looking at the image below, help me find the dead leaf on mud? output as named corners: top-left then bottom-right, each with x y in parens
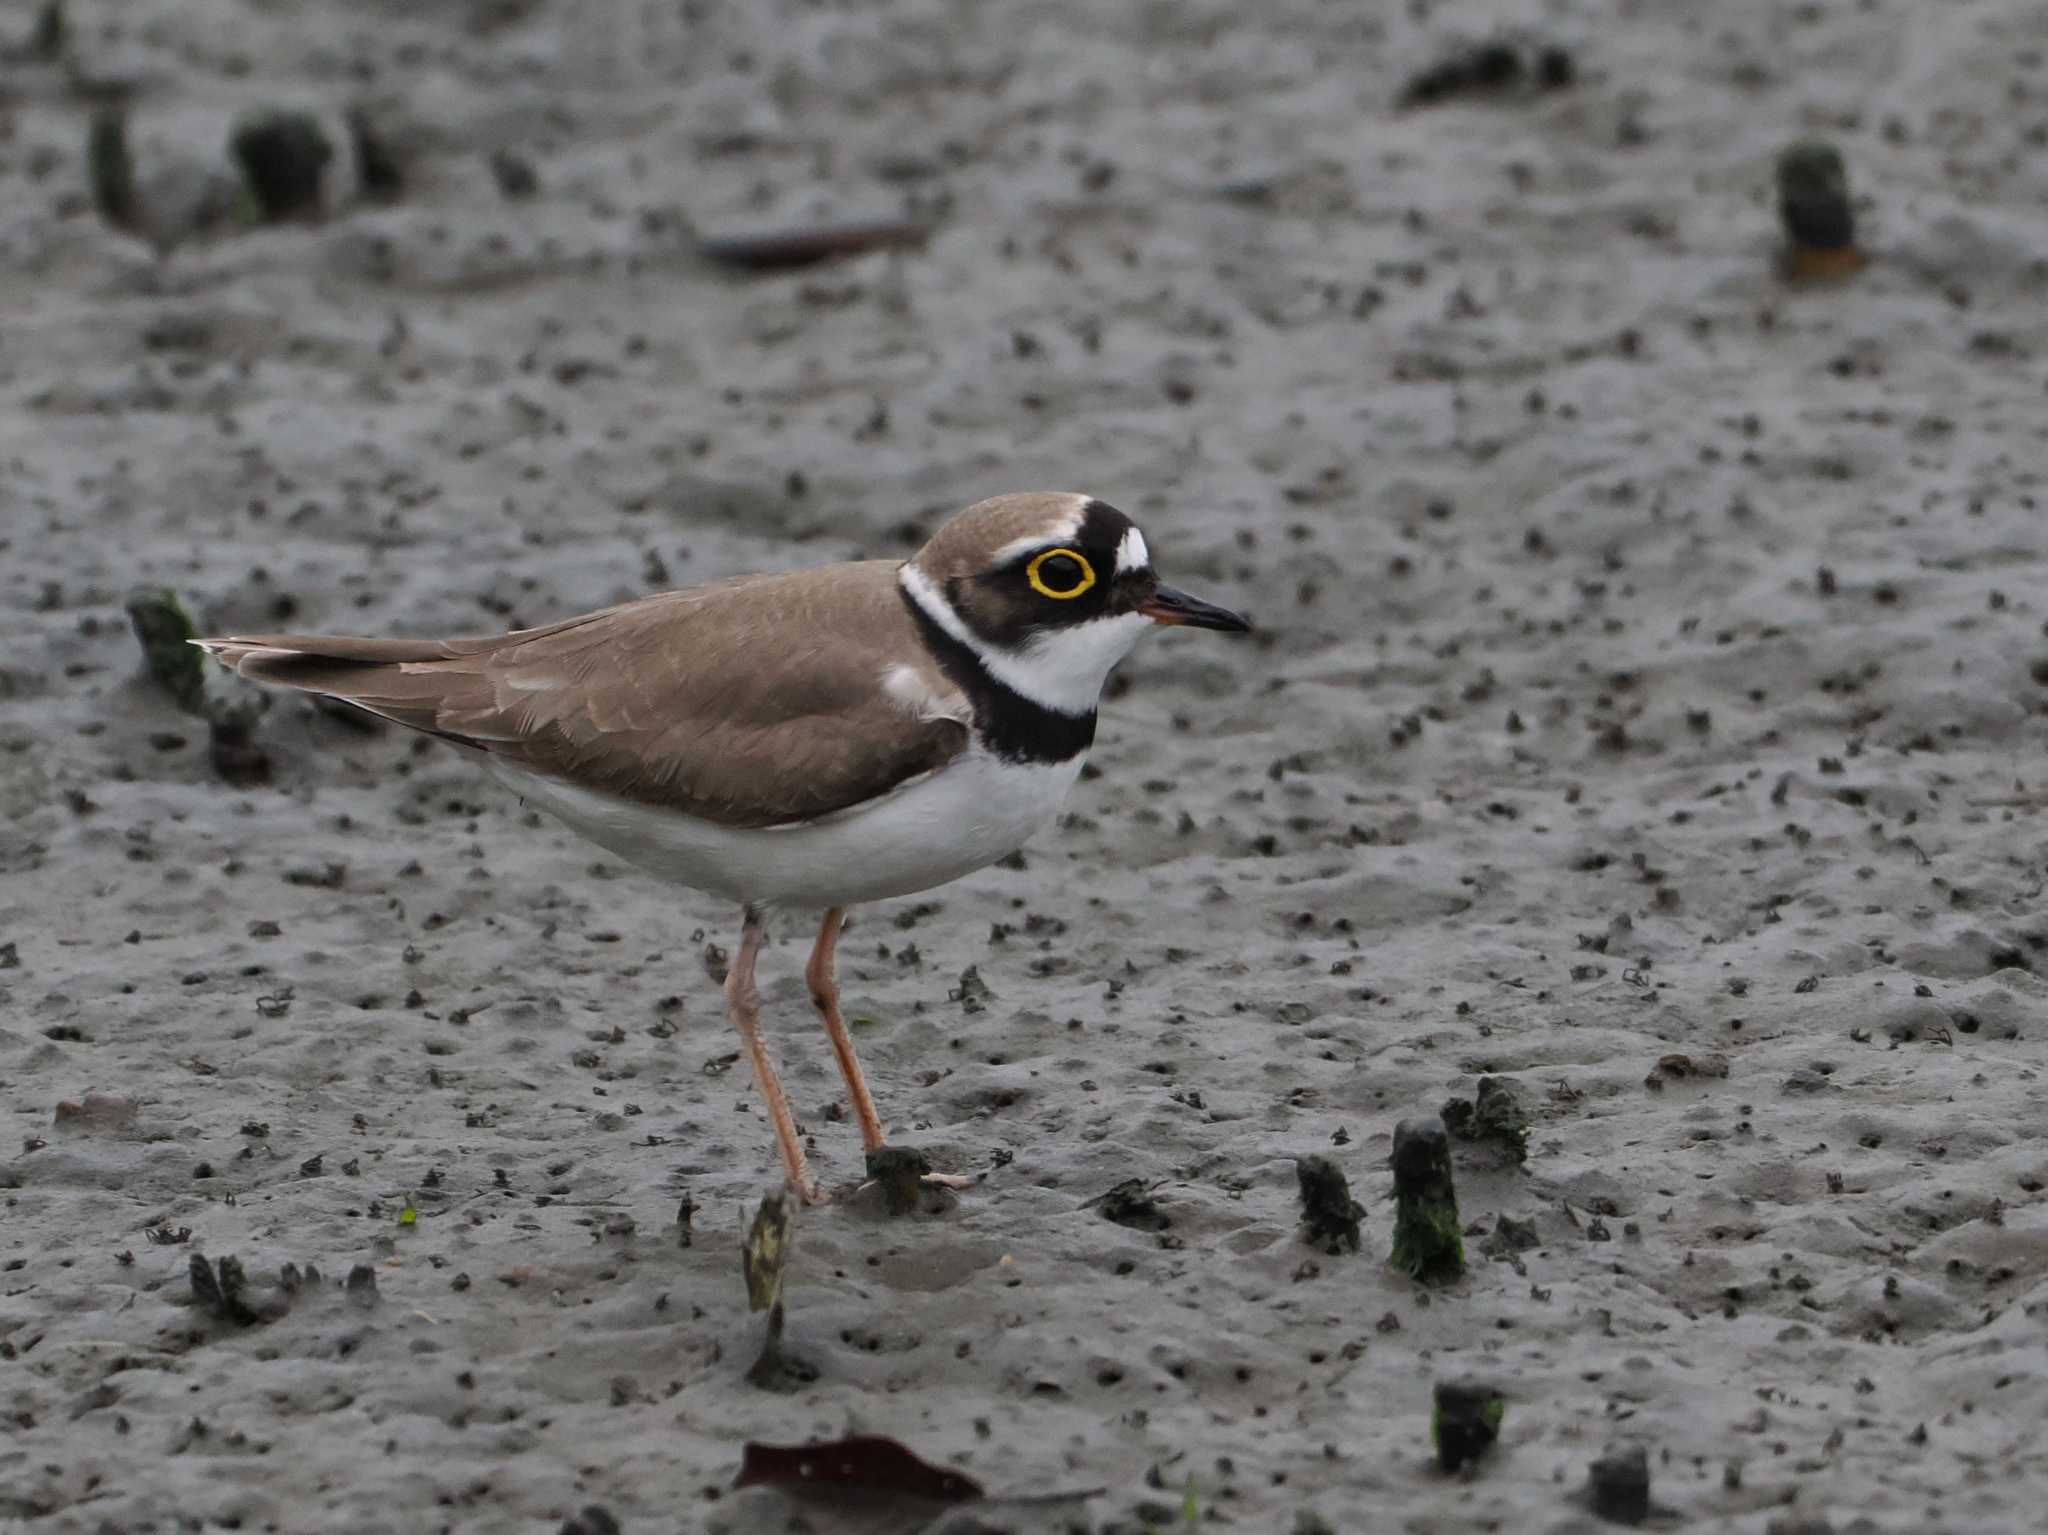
top-left (735, 1433), bottom-right (984, 1503)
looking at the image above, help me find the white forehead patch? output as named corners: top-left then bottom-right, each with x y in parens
top-left (1114, 527), bottom-right (1150, 573)
top-left (989, 498), bottom-right (1090, 567)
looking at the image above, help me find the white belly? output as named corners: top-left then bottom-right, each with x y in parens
top-left (484, 751), bottom-right (1083, 910)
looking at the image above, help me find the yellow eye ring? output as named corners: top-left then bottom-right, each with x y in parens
top-left (1026, 547), bottom-right (1096, 599)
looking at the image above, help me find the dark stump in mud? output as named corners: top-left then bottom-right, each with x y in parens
top-left (1776, 140), bottom-right (1864, 279)
top-left (346, 107), bottom-right (404, 200)
top-left (866, 1144), bottom-right (932, 1216)
top-left (125, 586), bottom-right (206, 713)
top-left (1389, 1119), bottom-right (1464, 1283)
top-left (231, 109), bottom-right (333, 220)
top-left (87, 107), bottom-right (139, 236)
top-left (1587, 1442), bottom-right (1650, 1524)
top-left (1296, 1154), bottom-right (1363, 1253)
top-left (1432, 1379), bottom-right (1505, 1472)
top-left (1441, 1075), bottom-right (1529, 1166)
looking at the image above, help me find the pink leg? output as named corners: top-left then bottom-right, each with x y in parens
top-left (806, 909), bottom-right (978, 1197)
top-left (805, 908), bottom-right (887, 1154)
top-left (724, 906), bottom-right (822, 1204)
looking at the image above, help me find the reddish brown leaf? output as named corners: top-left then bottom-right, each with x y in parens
top-left (698, 221), bottom-right (933, 272)
top-left (735, 1434), bottom-right (983, 1503)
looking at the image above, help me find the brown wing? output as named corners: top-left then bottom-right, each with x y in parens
top-left (197, 562), bottom-right (973, 829)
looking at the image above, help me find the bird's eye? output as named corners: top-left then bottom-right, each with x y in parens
top-left (1026, 548), bottom-right (1096, 599)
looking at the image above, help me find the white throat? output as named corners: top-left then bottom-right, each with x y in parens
top-left (899, 563), bottom-right (1152, 716)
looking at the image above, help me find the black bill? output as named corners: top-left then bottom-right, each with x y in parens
top-left (1137, 583), bottom-right (1252, 632)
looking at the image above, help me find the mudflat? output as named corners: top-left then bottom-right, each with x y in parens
top-left (3, 2), bottom-right (2046, 1531)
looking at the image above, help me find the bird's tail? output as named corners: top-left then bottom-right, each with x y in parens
top-left (192, 632), bottom-right (478, 738)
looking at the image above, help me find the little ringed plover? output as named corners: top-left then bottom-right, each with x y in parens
top-left (196, 491), bottom-right (1250, 1202)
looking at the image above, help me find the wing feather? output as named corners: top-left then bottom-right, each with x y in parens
top-left (197, 563), bottom-right (972, 828)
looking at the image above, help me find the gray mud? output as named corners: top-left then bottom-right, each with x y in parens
top-left (4, 1), bottom-right (2047, 1531)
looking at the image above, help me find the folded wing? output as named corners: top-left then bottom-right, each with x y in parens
top-left (197, 563), bottom-right (972, 829)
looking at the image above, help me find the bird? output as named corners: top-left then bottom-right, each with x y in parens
top-left (194, 492), bottom-right (1251, 1202)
